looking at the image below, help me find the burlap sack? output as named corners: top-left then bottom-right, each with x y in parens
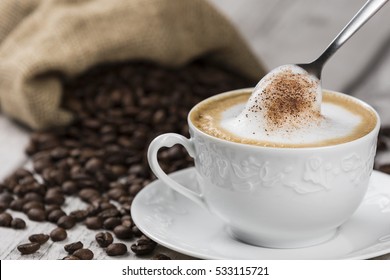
top-left (0, 0), bottom-right (265, 129)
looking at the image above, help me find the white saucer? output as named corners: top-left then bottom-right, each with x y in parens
top-left (132, 168), bottom-right (390, 259)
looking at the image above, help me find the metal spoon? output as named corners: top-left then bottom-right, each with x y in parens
top-left (297, 0), bottom-right (388, 79)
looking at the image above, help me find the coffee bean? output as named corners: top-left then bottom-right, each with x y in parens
top-left (17, 242), bottom-right (40, 255)
top-left (47, 209), bottom-right (66, 223)
top-left (79, 188), bottom-right (100, 203)
top-left (23, 201), bottom-right (44, 213)
top-left (106, 243), bottom-right (127, 256)
top-left (107, 188), bottom-right (126, 201)
top-left (61, 181), bottom-right (78, 195)
top-left (95, 232), bottom-right (113, 247)
top-left (379, 164), bottom-right (390, 174)
top-left (103, 217), bottom-right (122, 230)
top-left (377, 137), bottom-right (387, 152)
top-left (100, 202), bottom-right (116, 211)
top-left (0, 212), bottom-right (13, 227)
top-left (14, 168), bottom-right (33, 179)
top-left (11, 218), bottom-right (26, 229)
top-left (73, 248), bottom-right (94, 260)
top-left (128, 184), bottom-right (142, 196)
top-left (113, 225), bottom-right (133, 239)
top-left (9, 199), bottom-right (25, 211)
top-left (45, 191), bottom-right (65, 205)
top-left (131, 225), bottom-right (143, 237)
top-left (62, 255), bottom-right (80, 260)
top-left (69, 210), bottom-right (88, 222)
top-left (45, 204), bottom-right (61, 213)
top-left (130, 238), bottom-right (157, 255)
top-left (85, 216), bottom-right (103, 229)
top-left (152, 254), bottom-right (171, 260)
top-left (0, 192), bottom-right (14, 205)
top-left (24, 192), bottom-right (43, 202)
top-left (380, 126), bottom-right (390, 137)
top-left (57, 215), bottom-right (76, 229)
top-left (121, 219), bottom-right (132, 228)
top-left (29, 234), bottom-right (50, 244)
top-left (85, 158), bottom-right (103, 172)
top-left (50, 147), bottom-right (69, 160)
top-left (50, 227), bottom-right (67, 241)
top-left (0, 202), bottom-right (7, 212)
top-left (121, 215), bottom-right (132, 222)
top-left (27, 208), bottom-right (46, 221)
top-left (64, 241), bottom-right (83, 254)
top-left (98, 208), bottom-right (120, 220)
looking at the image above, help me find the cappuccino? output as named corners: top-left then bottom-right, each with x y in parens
top-left (190, 90), bottom-right (377, 148)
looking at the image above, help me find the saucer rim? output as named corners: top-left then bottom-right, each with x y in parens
top-left (132, 168), bottom-right (390, 260)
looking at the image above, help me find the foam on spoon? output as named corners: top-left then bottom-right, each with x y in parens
top-left (221, 65), bottom-right (361, 145)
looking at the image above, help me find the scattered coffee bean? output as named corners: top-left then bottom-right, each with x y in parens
top-left (98, 208), bottom-right (120, 220)
top-left (377, 137), bottom-right (387, 152)
top-left (61, 181), bottom-right (78, 195)
top-left (0, 201), bottom-right (7, 212)
top-left (45, 204), bottom-right (61, 213)
top-left (379, 164), bottom-right (390, 174)
top-left (79, 188), bottom-right (100, 203)
top-left (130, 238), bottom-right (157, 255)
top-left (57, 215), bottom-right (76, 229)
top-left (11, 218), bottom-right (26, 229)
top-left (50, 227), bottom-right (67, 241)
top-left (9, 199), bottom-right (25, 211)
top-left (0, 192), bottom-right (13, 206)
top-left (45, 191), bottom-right (65, 205)
top-left (380, 126), bottom-right (390, 137)
top-left (17, 242), bottom-right (40, 255)
top-left (64, 241), bottom-right (83, 254)
top-left (47, 209), bottom-right (66, 223)
top-left (113, 225), bottom-right (133, 239)
top-left (121, 217), bottom-right (132, 227)
top-left (152, 254), bottom-right (171, 260)
top-left (131, 225), bottom-right (143, 237)
top-left (85, 216), bottom-right (103, 230)
top-left (0, 212), bottom-right (13, 227)
top-left (95, 232), bottom-right (114, 248)
top-left (29, 234), bottom-right (50, 244)
top-left (24, 192), bottom-right (43, 202)
top-left (62, 255), bottom-right (80, 260)
top-left (22, 201), bottom-right (44, 213)
top-left (85, 158), bottom-right (103, 172)
top-left (73, 248), bottom-right (94, 260)
top-left (69, 210), bottom-right (88, 222)
top-left (106, 243), bottom-right (128, 256)
top-left (103, 217), bottom-right (122, 230)
top-left (27, 208), bottom-right (46, 221)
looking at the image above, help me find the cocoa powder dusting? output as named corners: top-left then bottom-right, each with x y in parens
top-left (250, 69), bottom-right (320, 131)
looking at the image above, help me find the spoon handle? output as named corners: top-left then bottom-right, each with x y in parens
top-left (314, 0), bottom-right (388, 70)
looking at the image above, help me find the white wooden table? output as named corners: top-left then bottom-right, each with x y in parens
top-left (1, 0), bottom-right (390, 260)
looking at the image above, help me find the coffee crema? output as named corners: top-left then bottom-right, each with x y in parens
top-left (190, 90), bottom-right (377, 148)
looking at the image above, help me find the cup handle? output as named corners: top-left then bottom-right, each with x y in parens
top-left (147, 133), bottom-right (207, 209)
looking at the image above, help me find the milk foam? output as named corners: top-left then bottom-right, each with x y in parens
top-left (222, 64), bottom-right (325, 144)
top-left (221, 100), bottom-right (361, 144)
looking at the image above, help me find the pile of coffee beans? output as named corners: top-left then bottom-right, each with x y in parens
top-left (0, 59), bottom-right (254, 259)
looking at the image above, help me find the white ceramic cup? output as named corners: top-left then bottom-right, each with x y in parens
top-left (147, 89), bottom-right (380, 248)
